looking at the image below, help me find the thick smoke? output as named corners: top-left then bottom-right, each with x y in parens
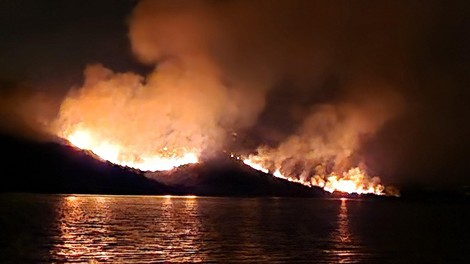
top-left (129, 0), bottom-right (270, 133)
top-left (246, 87), bottom-right (403, 184)
top-left (0, 0), bottom-right (466, 185)
top-left (54, 0), bottom-right (417, 178)
top-left (54, 1), bottom-right (271, 159)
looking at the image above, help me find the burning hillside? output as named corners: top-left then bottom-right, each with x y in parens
top-left (238, 93), bottom-right (402, 196)
top-left (61, 125), bottom-right (396, 196)
top-left (47, 0), bottom-right (407, 197)
top-left (242, 157), bottom-right (385, 195)
top-left (65, 127), bottom-right (198, 171)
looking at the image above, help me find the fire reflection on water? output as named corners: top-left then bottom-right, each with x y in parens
top-left (49, 195), bottom-right (205, 263)
top-left (338, 198), bottom-right (351, 243)
top-left (157, 196), bottom-right (205, 262)
top-left (51, 196), bottom-right (115, 262)
top-left (325, 198), bottom-right (365, 264)
top-left (47, 195), bottom-right (374, 263)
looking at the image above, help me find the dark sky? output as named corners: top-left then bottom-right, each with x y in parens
top-left (0, 0), bottom-right (469, 187)
top-left (0, 0), bottom-right (145, 88)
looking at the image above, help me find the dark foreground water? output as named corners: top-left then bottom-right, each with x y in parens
top-left (0, 194), bottom-right (468, 263)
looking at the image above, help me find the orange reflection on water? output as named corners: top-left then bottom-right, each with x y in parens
top-left (326, 198), bottom-right (360, 264)
top-left (52, 195), bottom-right (115, 263)
top-left (50, 195), bottom-right (206, 263)
top-left (157, 196), bottom-right (205, 262)
top-left (337, 198), bottom-right (351, 243)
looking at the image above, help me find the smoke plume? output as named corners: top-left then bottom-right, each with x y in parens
top-left (245, 86), bottom-right (403, 188)
top-left (34, 0), bottom-right (436, 184)
top-left (54, 1), bottom-right (272, 161)
top-left (0, 0), bottom-right (466, 186)
top-left (52, 0), bottom-right (413, 175)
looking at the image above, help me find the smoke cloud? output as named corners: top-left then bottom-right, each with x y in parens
top-left (245, 86), bottom-right (403, 185)
top-left (54, 0), bottom-right (273, 160)
top-left (52, 0), bottom-right (414, 174)
top-left (4, 0), bottom-right (463, 185)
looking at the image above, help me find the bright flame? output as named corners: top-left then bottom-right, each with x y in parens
top-left (243, 157), bottom-right (385, 195)
top-left (242, 158), bottom-right (269, 174)
top-left (68, 130), bottom-right (92, 149)
top-left (323, 168), bottom-right (384, 195)
top-left (64, 128), bottom-right (198, 171)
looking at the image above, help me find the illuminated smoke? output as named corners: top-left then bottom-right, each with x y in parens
top-left (49, 0), bottom-right (409, 189)
top-left (53, 1), bottom-right (269, 170)
top-left (243, 88), bottom-right (403, 195)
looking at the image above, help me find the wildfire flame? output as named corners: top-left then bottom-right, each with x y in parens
top-left (61, 124), bottom-right (389, 195)
top-left (242, 156), bottom-right (385, 195)
top-left (64, 128), bottom-right (198, 171)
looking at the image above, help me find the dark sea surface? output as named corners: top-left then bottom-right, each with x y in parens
top-left (0, 194), bottom-right (468, 263)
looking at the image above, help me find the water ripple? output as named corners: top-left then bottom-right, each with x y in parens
top-left (1, 194), bottom-right (468, 263)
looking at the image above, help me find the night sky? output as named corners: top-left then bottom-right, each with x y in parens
top-left (0, 0), bottom-right (469, 188)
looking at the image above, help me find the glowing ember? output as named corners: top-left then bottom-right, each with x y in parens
top-left (243, 157), bottom-right (385, 195)
top-left (64, 128), bottom-right (198, 171)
